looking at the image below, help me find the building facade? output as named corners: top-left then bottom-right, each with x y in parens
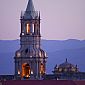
top-left (14, 0), bottom-right (47, 80)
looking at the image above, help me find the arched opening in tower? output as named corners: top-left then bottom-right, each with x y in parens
top-left (26, 23), bottom-right (30, 33)
top-left (22, 63), bottom-right (31, 79)
top-left (32, 24), bottom-right (34, 33)
top-left (40, 63), bottom-right (45, 75)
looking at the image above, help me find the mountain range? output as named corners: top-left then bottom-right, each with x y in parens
top-left (0, 39), bottom-right (85, 74)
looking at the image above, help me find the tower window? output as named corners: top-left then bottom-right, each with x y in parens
top-left (22, 63), bottom-right (31, 78)
top-left (32, 24), bottom-right (34, 33)
top-left (25, 49), bottom-right (28, 54)
top-left (39, 51), bottom-right (42, 57)
top-left (40, 63), bottom-right (45, 75)
top-left (26, 23), bottom-right (30, 33)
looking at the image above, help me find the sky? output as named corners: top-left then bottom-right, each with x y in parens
top-left (0, 0), bottom-right (85, 40)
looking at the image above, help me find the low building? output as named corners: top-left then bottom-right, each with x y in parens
top-left (43, 59), bottom-right (85, 80)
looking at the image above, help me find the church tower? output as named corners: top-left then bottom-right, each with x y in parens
top-left (14, 0), bottom-right (47, 80)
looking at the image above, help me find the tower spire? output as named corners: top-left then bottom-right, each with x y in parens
top-left (24, 0), bottom-right (36, 19)
top-left (26, 0), bottom-right (35, 12)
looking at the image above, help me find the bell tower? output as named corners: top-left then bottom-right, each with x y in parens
top-left (14, 0), bottom-right (47, 80)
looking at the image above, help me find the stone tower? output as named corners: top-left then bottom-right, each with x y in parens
top-left (14, 0), bottom-right (47, 80)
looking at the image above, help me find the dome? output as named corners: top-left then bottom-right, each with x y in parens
top-left (53, 59), bottom-right (78, 73)
top-left (58, 59), bottom-right (75, 68)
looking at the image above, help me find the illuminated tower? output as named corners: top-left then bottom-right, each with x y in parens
top-left (14, 0), bottom-right (47, 80)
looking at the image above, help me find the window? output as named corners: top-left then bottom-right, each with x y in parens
top-left (32, 24), bottom-right (34, 33)
top-left (71, 68), bottom-right (76, 72)
top-left (59, 68), bottom-right (62, 72)
top-left (39, 51), bottom-right (42, 57)
top-left (22, 63), bottom-right (31, 78)
top-left (26, 23), bottom-right (30, 33)
top-left (64, 68), bottom-right (67, 72)
top-left (40, 63), bottom-right (45, 75)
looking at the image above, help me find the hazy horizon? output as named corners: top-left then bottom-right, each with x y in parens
top-left (0, 39), bottom-right (85, 41)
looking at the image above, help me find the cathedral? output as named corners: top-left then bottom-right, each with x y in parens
top-left (14, 0), bottom-right (47, 80)
top-left (0, 0), bottom-right (85, 82)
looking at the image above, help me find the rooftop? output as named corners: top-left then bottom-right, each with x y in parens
top-left (1, 80), bottom-right (85, 85)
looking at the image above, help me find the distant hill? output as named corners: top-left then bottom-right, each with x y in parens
top-left (0, 39), bottom-right (85, 74)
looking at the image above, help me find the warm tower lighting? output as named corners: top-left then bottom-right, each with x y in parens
top-left (18, 70), bottom-right (20, 75)
top-left (31, 70), bottom-right (33, 74)
top-left (40, 63), bottom-right (45, 75)
top-left (22, 63), bottom-right (31, 78)
top-left (26, 23), bottom-right (30, 33)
